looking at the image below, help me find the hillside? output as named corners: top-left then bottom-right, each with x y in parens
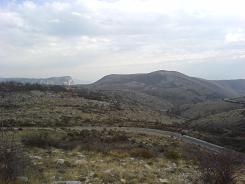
top-left (215, 79), bottom-right (245, 96)
top-left (0, 83), bottom-right (179, 128)
top-left (184, 108), bottom-right (245, 152)
top-left (90, 70), bottom-right (245, 106)
top-left (177, 100), bottom-right (244, 119)
top-left (0, 80), bottom-right (244, 183)
top-left (0, 76), bottom-right (74, 85)
top-left (1, 72), bottom-right (245, 152)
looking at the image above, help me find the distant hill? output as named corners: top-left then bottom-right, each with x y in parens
top-left (0, 76), bottom-right (74, 86)
top-left (215, 79), bottom-right (245, 96)
top-left (89, 70), bottom-right (245, 106)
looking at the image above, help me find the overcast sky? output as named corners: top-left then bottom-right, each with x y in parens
top-left (1, 0), bottom-right (245, 82)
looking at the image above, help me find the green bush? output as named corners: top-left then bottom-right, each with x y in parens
top-left (165, 149), bottom-right (182, 160)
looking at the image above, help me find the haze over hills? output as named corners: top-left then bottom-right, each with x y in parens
top-left (90, 70), bottom-right (245, 106)
top-left (0, 76), bottom-right (74, 86)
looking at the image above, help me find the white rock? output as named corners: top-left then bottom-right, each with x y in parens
top-left (30, 155), bottom-right (42, 160)
top-left (120, 178), bottom-right (126, 183)
top-left (51, 176), bottom-right (56, 180)
top-left (159, 178), bottom-right (169, 183)
top-left (103, 169), bottom-right (113, 174)
top-left (56, 159), bottom-right (65, 165)
top-left (172, 163), bottom-right (177, 168)
top-left (89, 171), bottom-right (95, 177)
top-left (77, 154), bottom-right (85, 158)
top-left (75, 159), bottom-right (87, 165)
top-left (17, 176), bottom-right (28, 182)
top-left (164, 167), bottom-right (176, 172)
top-left (53, 181), bottom-right (81, 184)
top-left (144, 164), bottom-right (152, 170)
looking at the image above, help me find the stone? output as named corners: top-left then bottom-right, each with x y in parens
top-left (103, 169), bottom-right (113, 174)
top-left (74, 159), bottom-right (87, 165)
top-left (30, 155), bottom-right (42, 160)
top-left (51, 176), bottom-right (56, 180)
top-left (164, 167), bottom-right (176, 173)
top-left (17, 176), bottom-right (29, 182)
top-left (56, 159), bottom-right (65, 165)
top-left (159, 179), bottom-right (169, 183)
top-left (144, 164), bottom-right (152, 170)
top-left (120, 178), bottom-right (126, 183)
top-left (77, 154), bottom-right (85, 158)
top-left (53, 181), bottom-right (81, 184)
top-left (89, 171), bottom-right (95, 177)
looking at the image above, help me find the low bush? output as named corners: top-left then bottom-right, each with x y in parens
top-left (196, 150), bottom-right (245, 184)
top-left (165, 149), bottom-right (182, 160)
top-left (129, 148), bottom-right (155, 159)
top-left (0, 130), bottom-right (30, 183)
top-left (22, 131), bottom-right (60, 148)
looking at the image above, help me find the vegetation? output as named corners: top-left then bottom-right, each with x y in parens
top-left (0, 80), bottom-right (245, 183)
top-left (0, 129), bottom-right (30, 183)
top-left (3, 128), bottom-right (202, 183)
top-left (0, 82), bottom-right (68, 93)
top-left (196, 151), bottom-right (245, 184)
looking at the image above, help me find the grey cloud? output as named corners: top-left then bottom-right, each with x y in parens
top-left (18, 7), bottom-right (100, 37)
top-left (0, 0), bottom-right (245, 80)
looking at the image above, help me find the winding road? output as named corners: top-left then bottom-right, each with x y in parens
top-left (224, 98), bottom-right (245, 105)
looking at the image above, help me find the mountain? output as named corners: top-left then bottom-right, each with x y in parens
top-left (89, 70), bottom-right (245, 106)
top-left (215, 79), bottom-right (245, 96)
top-left (0, 76), bottom-right (74, 86)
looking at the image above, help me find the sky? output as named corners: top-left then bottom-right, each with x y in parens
top-left (0, 0), bottom-right (245, 82)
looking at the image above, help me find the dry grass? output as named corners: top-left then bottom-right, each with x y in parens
top-left (7, 128), bottom-right (202, 183)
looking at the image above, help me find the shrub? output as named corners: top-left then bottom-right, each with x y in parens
top-left (165, 149), bottom-right (182, 160)
top-left (196, 150), bottom-right (244, 184)
top-left (0, 130), bottom-right (29, 183)
top-left (129, 148), bottom-right (155, 158)
top-left (22, 132), bottom-right (59, 148)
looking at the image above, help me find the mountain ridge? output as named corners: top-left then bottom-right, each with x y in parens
top-left (90, 70), bottom-right (245, 106)
top-left (0, 76), bottom-right (74, 86)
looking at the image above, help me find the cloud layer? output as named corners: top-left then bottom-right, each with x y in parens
top-left (1, 0), bottom-right (245, 81)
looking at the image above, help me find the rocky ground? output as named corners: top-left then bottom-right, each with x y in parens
top-left (0, 89), bottom-right (180, 128)
top-left (8, 128), bottom-right (202, 184)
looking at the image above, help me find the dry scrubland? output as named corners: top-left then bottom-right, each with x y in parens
top-left (1, 128), bottom-right (244, 184)
top-left (165, 100), bottom-right (245, 152)
top-left (0, 89), bottom-right (180, 128)
top-left (2, 128), bottom-right (204, 184)
top-left (0, 83), bottom-right (244, 183)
